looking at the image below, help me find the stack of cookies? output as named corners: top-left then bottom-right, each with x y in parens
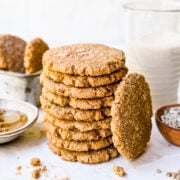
top-left (40, 44), bottom-right (128, 163)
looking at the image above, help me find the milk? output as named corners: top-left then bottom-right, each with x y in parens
top-left (127, 32), bottom-right (180, 110)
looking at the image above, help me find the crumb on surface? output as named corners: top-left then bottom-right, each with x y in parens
top-left (16, 165), bottom-right (22, 171)
top-left (166, 172), bottom-right (172, 177)
top-left (15, 165), bottom-right (22, 176)
top-left (166, 170), bottom-right (180, 180)
top-left (156, 169), bottom-right (162, 173)
top-left (40, 165), bottom-right (47, 171)
top-left (113, 166), bottom-right (126, 177)
top-left (15, 171), bottom-right (21, 176)
top-left (32, 168), bottom-right (41, 179)
top-left (31, 157), bottom-right (41, 166)
top-left (62, 177), bottom-right (70, 180)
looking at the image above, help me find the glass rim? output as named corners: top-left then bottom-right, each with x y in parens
top-left (123, 1), bottom-right (180, 13)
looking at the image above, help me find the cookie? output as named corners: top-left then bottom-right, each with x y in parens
top-left (24, 38), bottom-right (49, 74)
top-left (42, 87), bottom-right (114, 110)
top-left (111, 73), bottom-right (153, 159)
top-left (43, 44), bottom-right (125, 76)
top-left (44, 67), bottom-right (128, 87)
top-left (0, 34), bottom-right (26, 73)
top-left (40, 73), bottom-right (119, 99)
top-left (45, 113), bottom-right (111, 132)
top-left (43, 119), bottom-right (112, 141)
top-left (41, 96), bottom-right (111, 121)
top-left (49, 143), bottom-right (119, 164)
top-left (47, 133), bottom-right (112, 152)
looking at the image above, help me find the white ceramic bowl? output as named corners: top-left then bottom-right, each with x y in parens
top-left (0, 98), bottom-right (38, 143)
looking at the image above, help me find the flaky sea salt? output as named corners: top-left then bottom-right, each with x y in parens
top-left (161, 107), bottom-right (180, 128)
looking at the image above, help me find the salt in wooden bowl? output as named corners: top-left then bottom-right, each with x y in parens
top-left (155, 104), bottom-right (180, 146)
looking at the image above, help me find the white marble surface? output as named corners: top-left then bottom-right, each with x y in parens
top-left (0, 110), bottom-right (180, 180)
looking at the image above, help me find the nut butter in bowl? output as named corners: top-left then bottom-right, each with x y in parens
top-left (0, 98), bottom-right (38, 144)
top-left (0, 109), bottom-right (28, 133)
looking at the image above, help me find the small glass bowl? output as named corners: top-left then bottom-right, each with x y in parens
top-left (0, 98), bottom-right (38, 144)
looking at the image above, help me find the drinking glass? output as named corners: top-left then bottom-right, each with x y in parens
top-left (124, 0), bottom-right (180, 110)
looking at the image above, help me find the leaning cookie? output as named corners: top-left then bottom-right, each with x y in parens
top-left (0, 34), bottom-right (26, 73)
top-left (24, 38), bottom-right (49, 74)
top-left (49, 143), bottom-right (119, 164)
top-left (111, 73), bottom-right (153, 160)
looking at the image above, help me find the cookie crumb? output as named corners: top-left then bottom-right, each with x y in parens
top-left (32, 168), bottom-right (41, 179)
top-left (113, 166), bottom-right (126, 177)
top-left (15, 165), bottom-right (22, 176)
top-left (62, 177), bottom-right (70, 180)
top-left (156, 169), bottom-right (162, 173)
top-left (171, 173), bottom-right (177, 179)
top-left (166, 170), bottom-right (180, 180)
top-left (31, 157), bottom-right (41, 166)
top-left (16, 165), bottom-right (22, 171)
top-left (40, 165), bottom-right (47, 171)
top-left (167, 172), bottom-right (172, 177)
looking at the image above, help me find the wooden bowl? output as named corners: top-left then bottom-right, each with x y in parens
top-left (155, 104), bottom-right (180, 146)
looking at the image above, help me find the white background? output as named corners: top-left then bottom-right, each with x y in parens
top-left (0, 1), bottom-right (180, 179)
top-left (0, 0), bottom-right (127, 47)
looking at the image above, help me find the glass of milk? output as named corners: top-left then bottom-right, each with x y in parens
top-left (124, 0), bottom-right (180, 110)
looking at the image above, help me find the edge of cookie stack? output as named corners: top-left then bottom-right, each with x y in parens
top-left (40, 44), bottom-right (128, 164)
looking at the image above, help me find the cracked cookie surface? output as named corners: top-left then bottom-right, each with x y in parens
top-left (43, 43), bottom-right (125, 76)
top-left (44, 113), bottom-right (111, 132)
top-left (41, 96), bottom-right (111, 121)
top-left (43, 119), bottom-right (111, 141)
top-left (47, 133), bottom-right (113, 152)
top-left (40, 73), bottom-right (119, 99)
top-left (44, 67), bottom-right (128, 87)
top-left (42, 87), bottom-right (114, 110)
top-left (49, 143), bottom-right (119, 164)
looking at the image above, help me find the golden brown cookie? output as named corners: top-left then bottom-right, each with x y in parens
top-left (41, 96), bottom-right (111, 121)
top-left (42, 87), bottom-right (114, 110)
top-left (49, 143), bottom-right (119, 164)
top-left (43, 44), bottom-right (125, 76)
top-left (24, 38), bottom-right (49, 74)
top-left (45, 113), bottom-right (111, 132)
top-left (0, 34), bottom-right (26, 73)
top-left (40, 73), bottom-right (119, 99)
top-left (44, 67), bottom-right (128, 87)
top-left (47, 133), bottom-right (112, 152)
top-left (43, 119), bottom-right (112, 141)
top-left (111, 73), bottom-right (153, 159)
